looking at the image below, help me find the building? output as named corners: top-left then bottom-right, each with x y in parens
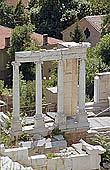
top-left (61, 15), bottom-right (103, 46)
top-left (4, 0), bottom-right (28, 7)
top-left (0, 25), bottom-right (12, 82)
top-left (0, 25), bottom-right (62, 83)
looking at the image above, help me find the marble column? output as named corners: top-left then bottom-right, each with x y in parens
top-left (55, 59), bottom-right (66, 128)
top-left (34, 61), bottom-right (47, 137)
top-left (79, 59), bottom-right (86, 114)
top-left (57, 59), bottom-right (64, 113)
top-left (77, 59), bottom-right (89, 128)
top-left (94, 76), bottom-right (100, 103)
top-left (35, 61), bottom-right (42, 117)
top-left (10, 62), bottom-right (22, 136)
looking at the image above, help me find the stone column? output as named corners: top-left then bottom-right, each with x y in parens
top-left (35, 61), bottom-right (42, 117)
top-left (77, 59), bottom-right (89, 128)
top-left (94, 76), bottom-right (100, 103)
top-left (55, 59), bottom-right (66, 128)
top-left (57, 59), bottom-right (64, 113)
top-left (10, 62), bottom-right (22, 136)
top-left (34, 61), bottom-right (47, 138)
top-left (79, 59), bottom-right (86, 114)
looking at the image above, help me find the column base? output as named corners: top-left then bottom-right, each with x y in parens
top-left (76, 112), bottom-right (90, 129)
top-left (55, 112), bottom-right (67, 130)
top-left (10, 119), bottom-right (22, 137)
top-left (55, 112), bottom-right (89, 131)
top-left (33, 115), bottom-right (48, 139)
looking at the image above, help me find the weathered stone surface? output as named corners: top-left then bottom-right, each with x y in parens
top-left (0, 156), bottom-right (33, 170)
top-left (19, 141), bottom-right (32, 148)
top-left (0, 144), bottom-right (5, 155)
top-left (53, 135), bottom-right (64, 141)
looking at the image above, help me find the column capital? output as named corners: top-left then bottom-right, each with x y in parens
top-left (34, 60), bottom-right (43, 64)
top-left (79, 58), bottom-right (86, 61)
top-left (58, 59), bottom-right (64, 65)
top-left (11, 61), bottom-right (21, 66)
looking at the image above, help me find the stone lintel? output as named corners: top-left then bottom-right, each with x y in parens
top-left (15, 47), bottom-right (87, 63)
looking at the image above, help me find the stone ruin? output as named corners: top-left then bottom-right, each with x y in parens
top-left (1, 42), bottom-right (109, 170)
top-left (9, 42), bottom-right (91, 140)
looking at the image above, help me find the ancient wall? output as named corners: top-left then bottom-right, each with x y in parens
top-left (64, 58), bottom-right (78, 116)
top-left (94, 72), bottom-right (110, 104)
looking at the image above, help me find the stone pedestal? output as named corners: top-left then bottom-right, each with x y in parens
top-left (10, 62), bottom-right (22, 137)
top-left (55, 112), bottom-right (66, 130)
top-left (10, 119), bottom-right (22, 137)
top-left (33, 115), bottom-right (48, 139)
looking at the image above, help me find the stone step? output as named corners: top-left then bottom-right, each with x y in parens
top-left (86, 106), bottom-right (101, 113)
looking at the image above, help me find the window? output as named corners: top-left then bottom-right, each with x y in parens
top-left (84, 28), bottom-right (90, 39)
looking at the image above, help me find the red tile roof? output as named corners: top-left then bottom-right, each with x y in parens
top-left (85, 15), bottom-right (103, 32)
top-left (4, 0), bottom-right (28, 6)
top-left (62, 15), bottom-right (103, 33)
top-left (31, 32), bottom-right (62, 46)
top-left (0, 25), bottom-right (62, 49)
top-left (0, 25), bottom-right (12, 49)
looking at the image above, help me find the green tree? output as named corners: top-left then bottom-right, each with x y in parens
top-left (0, 3), bottom-right (15, 28)
top-left (86, 34), bottom-right (110, 100)
top-left (71, 22), bottom-right (85, 43)
top-left (20, 73), bottom-right (35, 115)
top-left (8, 24), bottom-right (39, 86)
top-left (9, 24), bottom-right (34, 55)
top-left (14, 0), bottom-right (30, 26)
top-left (95, 34), bottom-right (110, 65)
top-left (86, 47), bottom-right (108, 100)
top-left (88, 0), bottom-right (110, 15)
top-left (28, 0), bottom-right (39, 9)
top-left (101, 14), bottom-right (110, 36)
top-left (31, 0), bottom-right (62, 38)
top-left (30, 0), bottom-right (92, 39)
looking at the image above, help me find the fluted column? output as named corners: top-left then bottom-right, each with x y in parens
top-left (57, 59), bottom-right (64, 113)
top-left (11, 62), bottom-right (22, 136)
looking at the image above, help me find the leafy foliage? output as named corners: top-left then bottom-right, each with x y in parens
top-left (20, 79), bottom-right (35, 108)
top-left (88, 0), bottom-right (110, 15)
top-left (95, 34), bottom-right (110, 65)
top-left (14, 0), bottom-right (30, 26)
top-left (0, 3), bottom-right (15, 28)
top-left (0, 80), bottom-right (4, 93)
top-left (46, 152), bottom-right (60, 159)
top-left (48, 126), bottom-right (64, 138)
top-left (9, 24), bottom-right (34, 55)
top-left (86, 47), bottom-right (110, 99)
top-left (20, 73), bottom-right (35, 115)
top-left (93, 134), bottom-right (110, 164)
top-left (0, 0), bottom-right (30, 28)
top-left (0, 130), bottom-right (15, 148)
top-left (28, 0), bottom-right (39, 9)
top-left (101, 14), bottom-right (110, 37)
top-left (30, 0), bottom-right (92, 39)
top-left (8, 24), bottom-right (39, 84)
top-left (19, 133), bottom-right (31, 141)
